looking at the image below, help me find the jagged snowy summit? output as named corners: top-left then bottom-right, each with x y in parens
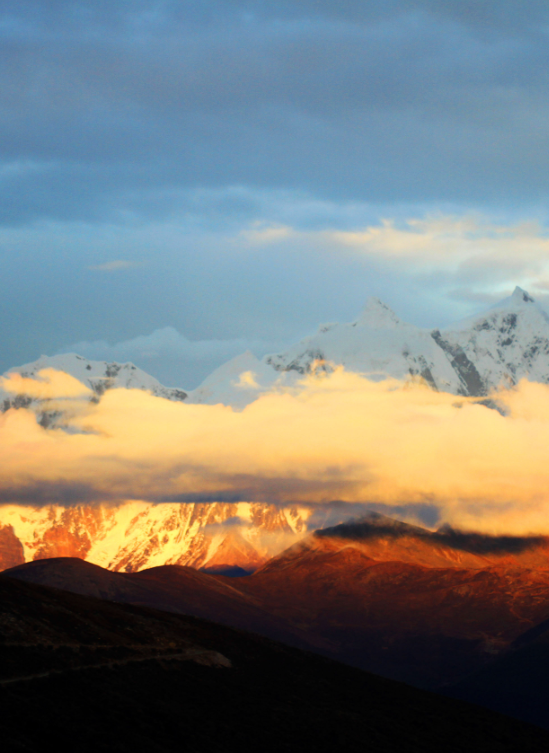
top-left (0, 353), bottom-right (187, 422)
top-left (189, 286), bottom-right (549, 405)
top-left (438, 286), bottom-right (549, 395)
top-left (3, 287), bottom-right (549, 413)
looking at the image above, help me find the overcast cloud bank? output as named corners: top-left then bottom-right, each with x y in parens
top-left (2, 0), bottom-right (549, 384)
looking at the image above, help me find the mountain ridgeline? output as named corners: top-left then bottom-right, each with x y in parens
top-left (191, 285), bottom-right (549, 405)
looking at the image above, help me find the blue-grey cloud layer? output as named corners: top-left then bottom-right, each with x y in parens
top-left (2, 1), bottom-right (549, 385)
top-left (2, 0), bottom-right (549, 220)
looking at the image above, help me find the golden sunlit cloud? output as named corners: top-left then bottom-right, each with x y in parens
top-left (0, 368), bottom-right (92, 399)
top-left (236, 371), bottom-right (260, 389)
top-left (3, 367), bottom-right (549, 535)
top-left (240, 215), bottom-right (549, 300)
top-left (327, 216), bottom-right (549, 267)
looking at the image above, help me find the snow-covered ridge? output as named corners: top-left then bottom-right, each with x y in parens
top-left (190, 286), bottom-right (549, 405)
top-left (1, 353), bottom-right (187, 421)
top-left (3, 287), bottom-right (549, 413)
top-left (438, 286), bottom-right (549, 394)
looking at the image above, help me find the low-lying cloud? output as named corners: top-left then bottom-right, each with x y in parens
top-left (3, 367), bottom-right (549, 535)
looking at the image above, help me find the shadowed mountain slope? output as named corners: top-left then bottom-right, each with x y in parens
top-left (2, 557), bottom-right (308, 650)
top-left (2, 576), bottom-right (549, 753)
top-left (448, 616), bottom-right (549, 730)
top-left (240, 536), bottom-right (549, 687)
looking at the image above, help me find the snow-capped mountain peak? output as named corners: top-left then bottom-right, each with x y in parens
top-left (3, 353), bottom-right (187, 400)
top-left (436, 287), bottom-right (549, 394)
top-left (357, 297), bottom-right (402, 328)
top-left (190, 286), bottom-right (549, 404)
top-left (448, 287), bottom-right (545, 332)
top-left (510, 285), bottom-right (535, 305)
top-left (0, 353), bottom-right (187, 426)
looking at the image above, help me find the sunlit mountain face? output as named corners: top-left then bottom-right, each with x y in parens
top-left (3, 287), bottom-right (549, 573)
top-left (0, 501), bottom-right (309, 573)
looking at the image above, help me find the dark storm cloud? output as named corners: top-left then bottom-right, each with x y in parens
top-left (2, 0), bottom-right (549, 224)
top-left (0, 479), bottom-right (112, 505)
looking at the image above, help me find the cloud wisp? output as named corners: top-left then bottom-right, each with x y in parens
top-left (240, 214), bottom-right (549, 309)
top-left (3, 367), bottom-right (549, 535)
top-left (244, 214), bottom-right (549, 271)
top-left (88, 260), bottom-right (139, 272)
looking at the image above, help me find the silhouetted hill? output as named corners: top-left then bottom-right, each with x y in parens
top-left (3, 556), bottom-right (309, 648)
top-left (2, 576), bottom-right (549, 753)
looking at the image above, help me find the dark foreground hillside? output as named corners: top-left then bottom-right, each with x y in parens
top-left (1, 578), bottom-right (549, 753)
top-left (448, 616), bottom-right (549, 730)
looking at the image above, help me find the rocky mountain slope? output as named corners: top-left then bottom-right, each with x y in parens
top-left (0, 501), bottom-right (309, 573)
top-left (238, 516), bottom-right (549, 687)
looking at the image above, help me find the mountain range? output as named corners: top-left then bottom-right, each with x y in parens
top-left (2, 286), bottom-right (549, 574)
top-left (3, 285), bottom-right (549, 410)
top-left (191, 285), bottom-right (549, 406)
top-left (4, 288), bottom-right (549, 738)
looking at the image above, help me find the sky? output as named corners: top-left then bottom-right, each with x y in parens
top-left (3, 1), bottom-right (549, 388)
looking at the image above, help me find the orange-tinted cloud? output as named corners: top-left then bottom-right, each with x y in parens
top-left (1, 368), bottom-right (92, 399)
top-left (2, 367), bottom-right (549, 534)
